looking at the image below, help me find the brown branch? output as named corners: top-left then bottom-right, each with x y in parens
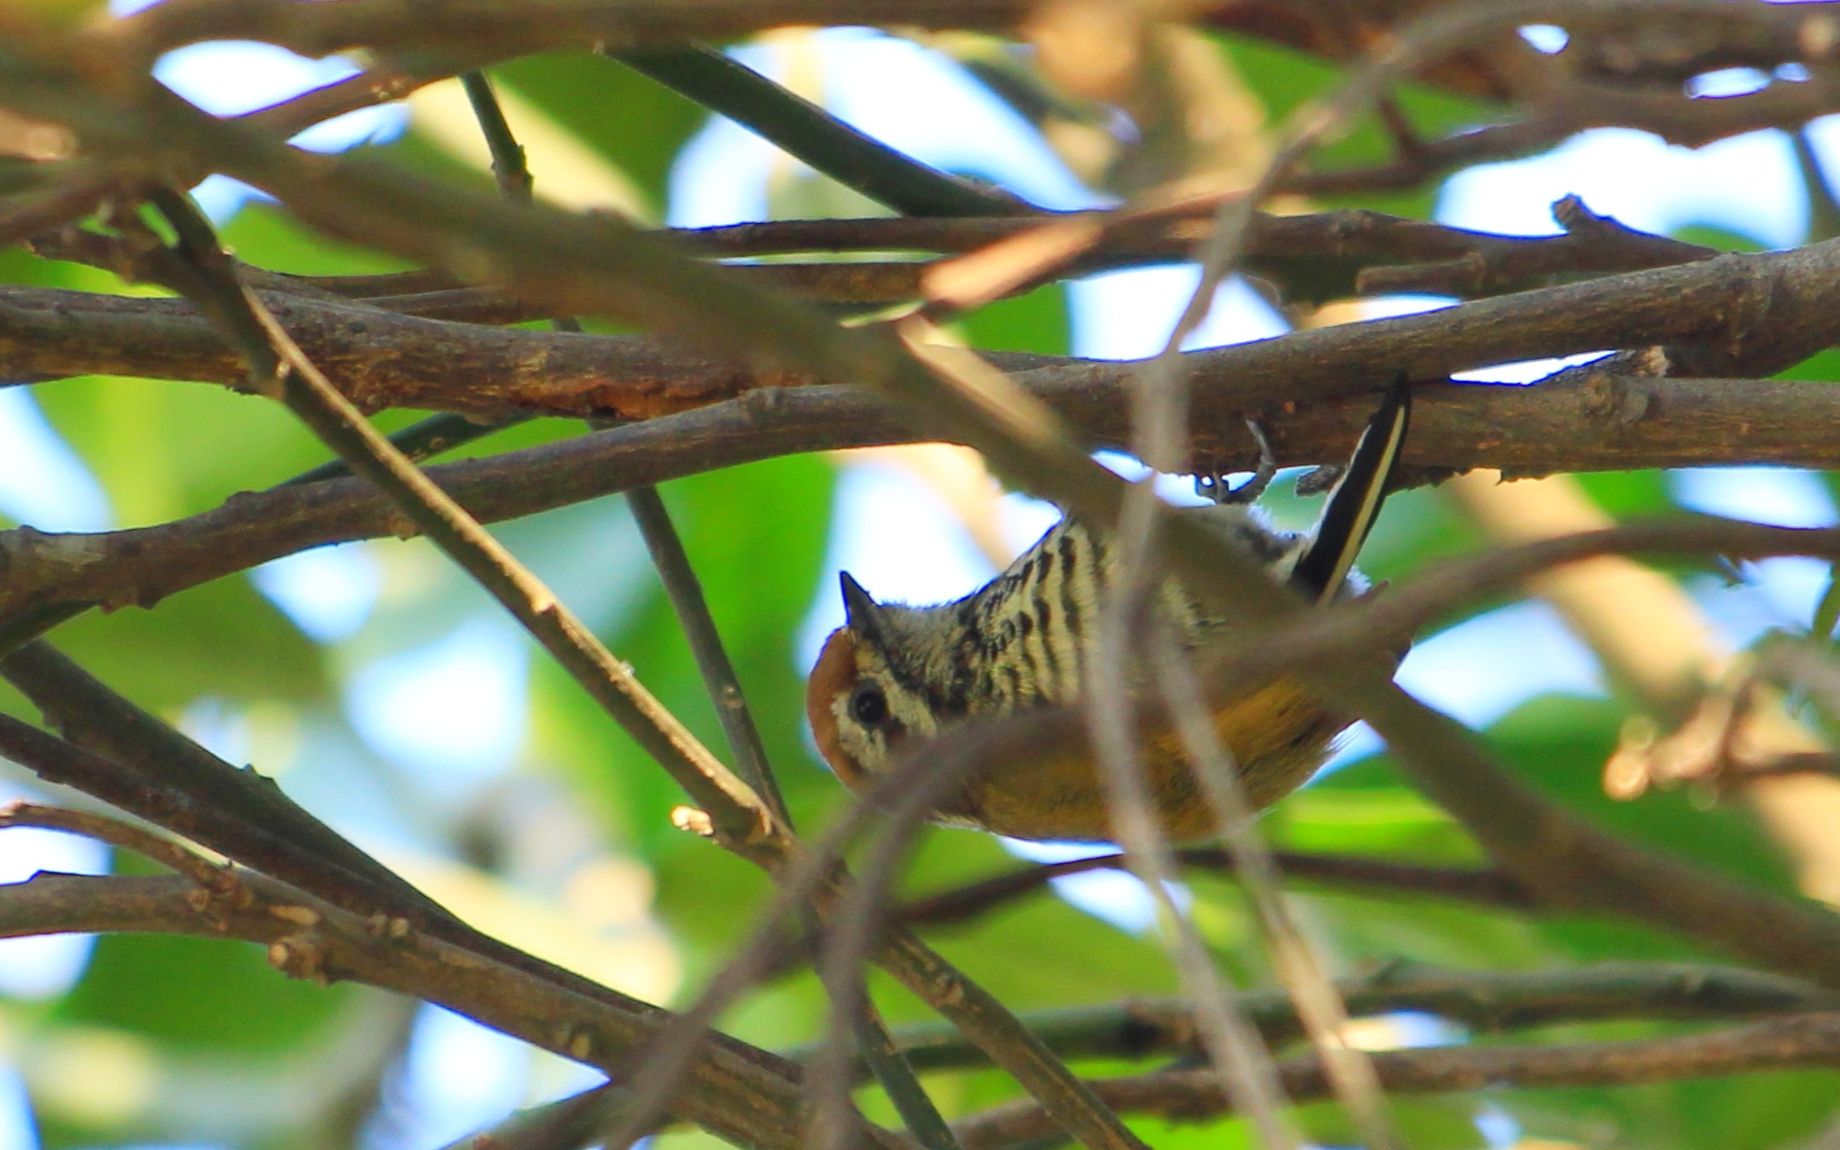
top-left (1538, 66), bottom-right (1840, 148)
top-left (687, 202), bottom-right (1717, 304)
top-left (0, 709), bottom-right (431, 922)
top-left (0, 800), bottom-right (234, 892)
top-left (863, 962), bottom-right (1840, 1074)
top-left (0, 46), bottom-right (481, 249)
top-left (16, 198), bottom-right (1722, 344)
top-left (1562, 6), bottom-right (1840, 85)
top-left (0, 641), bottom-right (446, 918)
top-left (1195, 0), bottom-right (1526, 101)
top-left (0, 869), bottom-right (901, 1150)
top-left (950, 1012), bottom-right (1840, 1148)
top-left (1200, 0), bottom-right (1840, 98)
top-left (0, 283), bottom-right (779, 421)
top-left (0, 642), bottom-right (811, 1102)
top-left (6, 373), bottom-right (1840, 655)
top-left (89, 0), bottom-right (1038, 68)
top-left (5, 215), bottom-right (1834, 448)
top-left (504, 958), bottom-right (1840, 1140)
top-left (1285, 116), bottom-right (1568, 198)
top-left (98, 0), bottom-right (1840, 110)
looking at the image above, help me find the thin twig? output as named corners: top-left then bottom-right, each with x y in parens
top-left (0, 641), bottom-right (445, 918)
top-left (144, 187), bottom-right (783, 854)
top-left (950, 1011), bottom-right (1840, 1149)
top-left (462, 66), bottom-right (953, 1150)
top-left (0, 651), bottom-right (806, 1091)
top-left (831, 961), bottom-right (1840, 1074)
top-left (613, 44), bottom-right (1025, 218)
top-left (0, 868), bottom-right (882, 1150)
top-left (0, 799), bottom-right (232, 893)
top-left (1080, 594), bottom-right (1304, 1148)
top-left (1153, 630), bottom-right (1401, 1147)
top-left (280, 412), bottom-right (529, 487)
top-left (625, 490), bottom-right (789, 821)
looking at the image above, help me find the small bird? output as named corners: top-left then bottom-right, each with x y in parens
top-left (806, 385), bottom-right (1411, 842)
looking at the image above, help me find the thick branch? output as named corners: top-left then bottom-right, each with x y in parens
top-left (7, 201), bottom-right (1720, 393)
top-left (1, 641), bottom-right (444, 918)
top-left (0, 653), bottom-right (810, 1093)
top-left (0, 870), bottom-right (903, 1150)
top-left (5, 220), bottom-right (1835, 446)
top-left (4, 376), bottom-right (1840, 649)
top-left (0, 285), bottom-right (780, 421)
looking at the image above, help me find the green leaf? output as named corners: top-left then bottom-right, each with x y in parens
top-left (1670, 222), bottom-right (1766, 254)
top-left (55, 932), bottom-right (351, 1052)
top-left (496, 50), bottom-right (709, 215)
top-left (34, 374), bottom-right (329, 525)
top-left (530, 455), bottom-right (837, 862)
top-left (1812, 567), bottom-right (1840, 640)
top-left (906, 839), bottom-right (1182, 1008)
top-left (1213, 33), bottom-right (1496, 219)
top-left (1773, 348), bottom-right (1840, 382)
top-left (1502, 1073), bottom-right (1840, 1150)
top-left (220, 200), bottom-right (413, 276)
top-left (1296, 1095), bottom-right (1484, 1150)
top-left (5, 575), bottom-right (328, 710)
top-left (1490, 694), bottom-right (1799, 897)
top-left (960, 281), bottom-right (1072, 355)
top-left (1573, 468), bottom-right (1677, 519)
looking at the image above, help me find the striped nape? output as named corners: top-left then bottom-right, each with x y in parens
top-left (1052, 523), bottom-right (1092, 693)
top-left (944, 519), bottom-right (1105, 713)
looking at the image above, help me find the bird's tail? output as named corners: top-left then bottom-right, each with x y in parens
top-left (1287, 378), bottom-right (1412, 601)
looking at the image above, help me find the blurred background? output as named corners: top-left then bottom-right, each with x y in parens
top-left (3, 5), bottom-right (1840, 1149)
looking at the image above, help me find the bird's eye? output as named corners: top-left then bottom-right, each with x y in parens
top-left (849, 682), bottom-right (889, 725)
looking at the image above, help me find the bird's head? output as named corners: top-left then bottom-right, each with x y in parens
top-left (806, 572), bottom-right (951, 788)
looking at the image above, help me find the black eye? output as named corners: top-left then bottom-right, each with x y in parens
top-left (850, 682), bottom-right (889, 725)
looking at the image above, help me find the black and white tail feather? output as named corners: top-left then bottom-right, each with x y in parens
top-left (1284, 379), bottom-right (1411, 602)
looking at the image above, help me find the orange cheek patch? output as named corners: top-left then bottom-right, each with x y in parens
top-left (807, 628), bottom-right (867, 788)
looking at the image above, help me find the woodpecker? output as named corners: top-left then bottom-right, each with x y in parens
top-left (806, 384), bottom-right (1411, 842)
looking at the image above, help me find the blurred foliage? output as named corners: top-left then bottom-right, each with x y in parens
top-left (2, 18), bottom-right (1838, 1150)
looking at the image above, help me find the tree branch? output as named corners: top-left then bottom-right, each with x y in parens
top-left (4, 379), bottom-right (1840, 657)
top-left (950, 1011), bottom-right (1840, 1148)
top-left (0, 869), bottom-right (898, 1150)
top-left (614, 45), bottom-right (1025, 218)
top-left (861, 962), bottom-right (1840, 1074)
